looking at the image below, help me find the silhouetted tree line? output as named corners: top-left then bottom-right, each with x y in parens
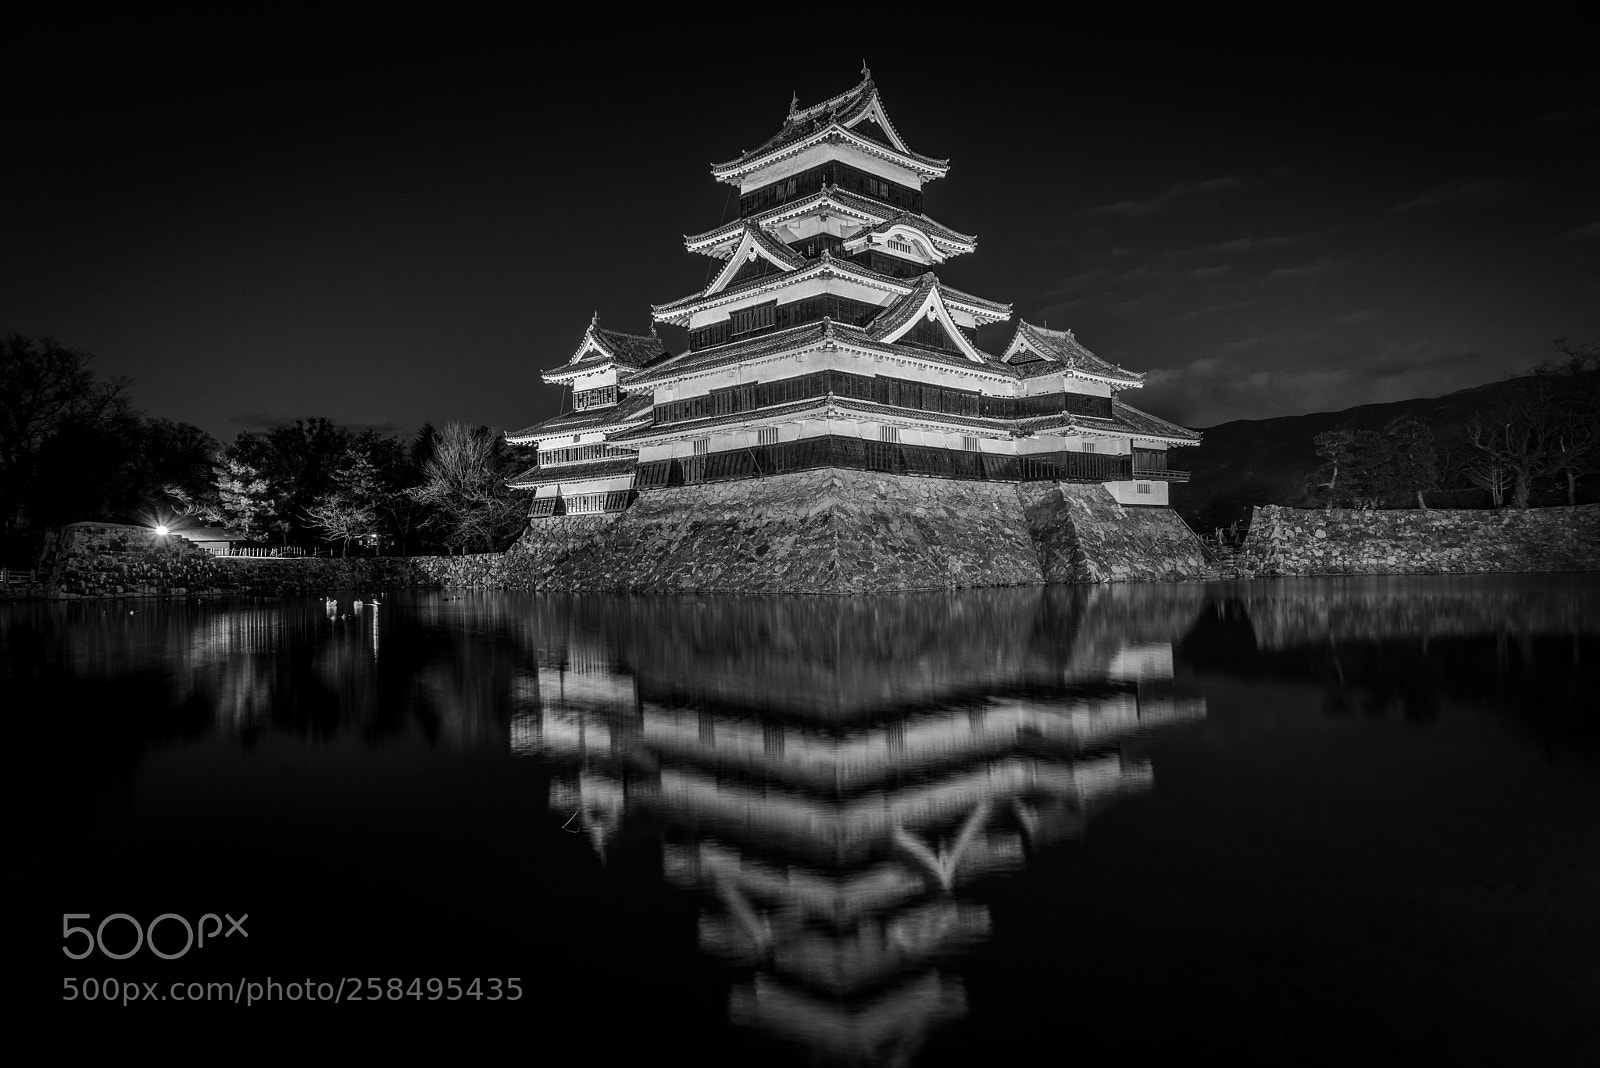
top-left (1298, 339), bottom-right (1599, 510)
top-left (1, 334), bottom-right (533, 564)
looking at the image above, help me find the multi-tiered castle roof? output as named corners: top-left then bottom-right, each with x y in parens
top-left (508, 69), bottom-right (1199, 517)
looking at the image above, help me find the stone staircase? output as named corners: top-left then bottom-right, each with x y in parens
top-left (1196, 543), bottom-right (1245, 580)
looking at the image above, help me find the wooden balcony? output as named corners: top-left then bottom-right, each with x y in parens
top-left (635, 437), bottom-right (1139, 489)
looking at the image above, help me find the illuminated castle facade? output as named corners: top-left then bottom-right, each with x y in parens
top-left (507, 69), bottom-right (1197, 517)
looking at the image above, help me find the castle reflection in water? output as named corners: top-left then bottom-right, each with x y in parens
top-left (512, 587), bottom-right (1209, 1065)
top-left (10, 576), bottom-right (1595, 1064)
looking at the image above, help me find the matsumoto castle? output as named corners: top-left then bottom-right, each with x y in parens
top-left (507, 69), bottom-right (1198, 518)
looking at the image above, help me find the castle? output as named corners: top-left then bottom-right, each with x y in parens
top-left (502, 70), bottom-right (1203, 592)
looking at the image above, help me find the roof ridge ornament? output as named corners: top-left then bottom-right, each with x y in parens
top-left (861, 60), bottom-right (871, 82)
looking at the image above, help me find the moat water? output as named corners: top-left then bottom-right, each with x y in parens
top-left (4, 576), bottom-right (1597, 1064)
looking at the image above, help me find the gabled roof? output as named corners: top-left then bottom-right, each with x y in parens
top-left (684, 187), bottom-right (976, 258)
top-left (1001, 321), bottom-right (1144, 387)
top-left (702, 224), bottom-right (806, 295)
top-left (1019, 400), bottom-right (1201, 444)
top-left (609, 392), bottom-right (1200, 446)
top-left (866, 275), bottom-right (988, 364)
top-left (507, 455), bottom-right (637, 490)
top-left (841, 214), bottom-right (973, 263)
top-left (709, 72), bottom-right (949, 185)
top-left (1109, 398), bottom-right (1201, 442)
top-left (506, 393), bottom-right (654, 444)
top-left (624, 315), bottom-right (1021, 392)
top-left (652, 251), bottom-right (1009, 326)
top-left (544, 316), bottom-right (671, 382)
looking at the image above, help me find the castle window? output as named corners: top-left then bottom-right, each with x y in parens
top-left (572, 384), bottom-right (617, 411)
top-left (692, 437), bottom-right (709, 456)
top-left (758, 427), bottom-right (778, 446)
top-left (1083, 442), bottom-right (1095, 453)
top-left (879, 426), bottom-right (899, 443)
top-left (962, 436), bottom-right (979, 452)
top-left (1136, 483), bottom-right (1151, 494)
top-left (730, 302), bottom-right (776, 336)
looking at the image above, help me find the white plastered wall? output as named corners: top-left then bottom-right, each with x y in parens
top-left (1106, 479), bottom-right (1169, 506)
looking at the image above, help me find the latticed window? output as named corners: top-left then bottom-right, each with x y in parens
top-left (572, 385), bottom-right (617, 411)
top-left (730, 302), bottom-right (776, 336)
top-left (887, 236), bottom-right (915, 255)
top-left (758, 427), bottom-right (778, 446)
top-left (1083, 442), bottom-right (1095, 453)
top-left (962, 435), bottom-right (979, 452)
top-left (539, 443), bottom-right (621, 467)
top-left (692, 437), bottom-right (710, 456)
top-left (879, 426), bottom-right (899, 443)
top-left (1136, 483), bottom-right (1152, 495)
top-left (561, 491), bottom-right (632, 515)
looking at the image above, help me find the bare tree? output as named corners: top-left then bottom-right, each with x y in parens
top-left (408, 423), bottom-right (525, 553)
top-left (1466, 455), bottom-right (1513, 507)
top-left (1461, 379), bottom-right (1558, 509)
top-left (1536, 338), bottom-right (1600, 506)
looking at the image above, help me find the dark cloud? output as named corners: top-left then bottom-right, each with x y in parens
top-left (1172, 298), bottom-right (1261, 321)
top-left (1525, 107), bottom-right (1600, 131)
top-left (1390, 177), bottom-right (1518, 213)
top-left (1169, 234), bottom-right (1305, 258)
top-left (1336, 309), bottom-right (1381, 325)
top-left (229, 411), bottom-right (301, 431)
top-left (1265, 257), bottom-right (1339, 280)
top-left (1082, 176), bottom-right (1250, 219)
top-left (1561, 221), bottom-right (1600, 242)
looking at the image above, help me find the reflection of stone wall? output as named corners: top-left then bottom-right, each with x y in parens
top-left (1238, 505), bottom-right (1600, 577)
top-left (41, 476), bottom-right (1212, 597)
top-left (1238, 584), bottom-right (1600, 647)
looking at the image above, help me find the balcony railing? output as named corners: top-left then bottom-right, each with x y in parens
top-left (634, 436), bottom-right (1139, 489)
top-left (651, 369), bottom-right (1113, 426)
top-left (1132, 463), bottom-right (1192, 482)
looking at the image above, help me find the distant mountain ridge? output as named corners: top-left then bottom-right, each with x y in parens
top-left (1167, 377), bottom-right (1567, 533)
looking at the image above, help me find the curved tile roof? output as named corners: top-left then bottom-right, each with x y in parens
top-left (710, 76), bottom-right (949, 180)
top-left (685, 188), bottom-right (976, 255)
top-left (1006, 321), bottom-right (1144, 385)
top-left (506, 393), bottom-right (654, 442)
top-left (507, 455), bottom-right (637, 489)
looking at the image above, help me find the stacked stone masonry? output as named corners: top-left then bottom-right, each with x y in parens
top-left (35, 474), bottom-right (1208, 598)
top-left (1235, 504), bottom-right (1600, 577)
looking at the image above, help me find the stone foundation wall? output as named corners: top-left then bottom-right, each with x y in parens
top-left (35, 474), bottom-right (1212, 597)
top-left (1020, 483), bottom-right (1209, 583)
top-left (1236, 504), bottom-right (1600, 577)
top-left (513, 470), bottom-right (1045, 594)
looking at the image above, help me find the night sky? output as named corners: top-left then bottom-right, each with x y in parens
top-left (6, 24), bottom-right (1596, 443)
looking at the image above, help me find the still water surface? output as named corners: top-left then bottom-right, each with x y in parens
top-left (4, 576), bottom-right (1598, 1064)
